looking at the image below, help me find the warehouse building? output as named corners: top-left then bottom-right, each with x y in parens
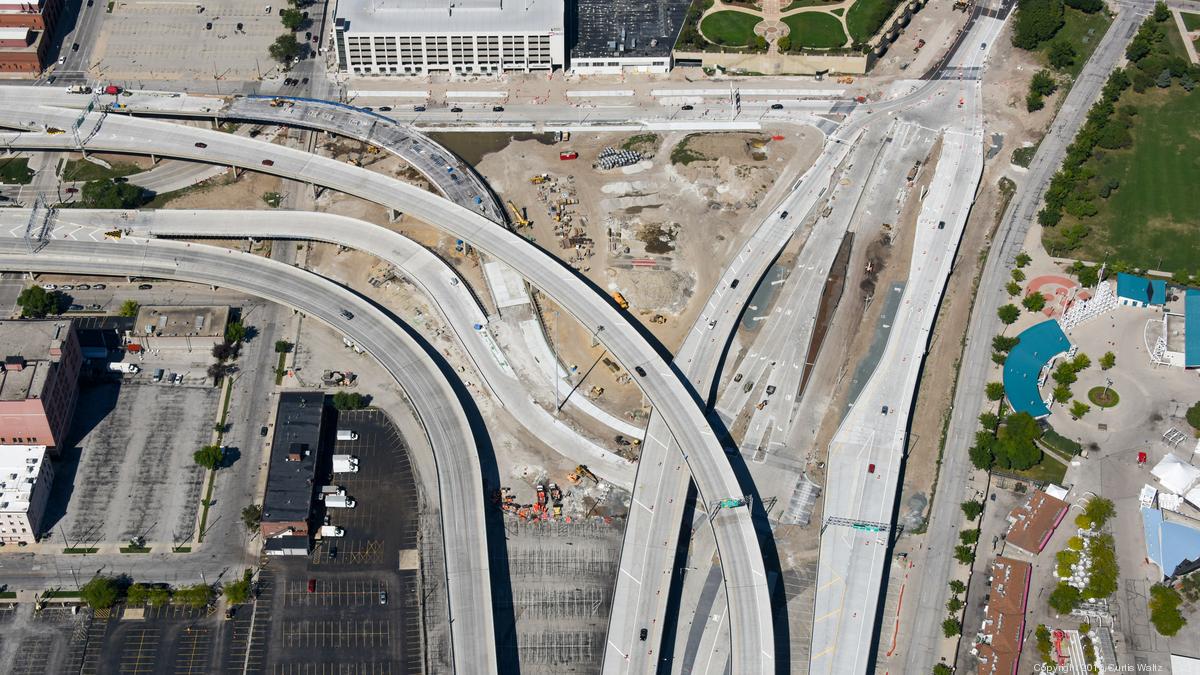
top-left (568, 0), bottom-right (690, 74)
top-left (0, 320), bottom-right (81, 454)
top-left (127, 305), bottom-right (230, 353)
top-left (0, 444), bottom-right (53, 544)
top-left (333, 0), bottom-right (565, 75)
top-left (0, 0), bottom-right (63, 74)
top-left (260, 392), bottom-right (326, 544)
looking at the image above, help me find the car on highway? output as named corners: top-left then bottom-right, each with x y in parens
top-left (639, 628), bottom-right (648, 641)
top-left (261, 159), bottom-right (274, 166)
top-left (236, 22), bottom-right (243, 31)
top-left (71, 43), bottom-right (79, 52)
top-left (138, 283), bottom-right (153, 290)
top-left (260, 425), bottom-right (269, 437)
top-left (881, 405), bottom-right (889, 415)
top-left (413, 105), bottom-right (426, 112)
top-left (635, 366), bottom-right (646, 377)
top-left (937, 220), bottom-right (945, 229)
top-left (450, 106), bottom-right (463, 113)
top-left (340, 309), bottom-right (354, 320)
top-left (868, 463), bottom-right (876, 473)
top-left (681, 105), bottom-right (694, 111)
top-left (779, 210), bottom-right (789, 219)
top-left (730, 279), bottom-right (740, 288)
top-left (770, 103), bottom-right (784, 110)
top-left (492, 106), bottom-right (504, 112)
top-left (87, 0), bottom-right (92, 5)
top-left (378, 106), bottom-right (392, 112)
top-left (194, 142), bottom-right (207, 148)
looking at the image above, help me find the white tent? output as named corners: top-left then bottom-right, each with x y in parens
top-left (1152, 453), bottom-right (1200, 496)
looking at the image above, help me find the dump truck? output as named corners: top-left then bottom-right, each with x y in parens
top-left (336, 429), bottom-right (358, 441)
top-left (108, 362), bottom-right (141, 374)
top-left (319, 525), bottom-right (345, 537)
top-left (610, 291), bottom-right (629, 310)
top-left (332, 454), bottom-right (359, 473)
top-left (325, 494), bottom-right (356, 508)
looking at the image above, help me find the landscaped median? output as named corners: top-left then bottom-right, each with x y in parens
top-left (700, 10), bottom-right (764, 47)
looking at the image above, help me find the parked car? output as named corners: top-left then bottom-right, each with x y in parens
top-left (41, 284), bottom-right (56, 290)
top-left (307, 578), bottom-right (316, 593)
top-left (59, 284), bottom-right (73, 290)
top-left (205, 22), bottom-right (212, 29)
top-left (300, 77), bottom-right (308, 84)
top-left (681, 105), bottom-right (693, 111)
top-left (138, 283), bottom-right (153, 290)
top-left (91, 283), bottom-right (106, 290)
top-left (75, 284), bottom-right (90, 290)
top-left (379, 591), bottom-right (387, 605)
top-left (69, 304), bottom-right (83, 311)
top-left (65, 187), bottom-right (79, 194)
top-left (413, 105), bottom-right (426, 112)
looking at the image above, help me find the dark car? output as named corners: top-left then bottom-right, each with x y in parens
top-left (779, 210), bottom-right (789, 219)
top-left (261, 159), bottom-right (274, 166)
top-left (311, 35), bottom-right (318, 43)
top-left (730, 279), bottom-right (739, 289)
top-left (634, 366), bottom-right (647, 377)
top-left (340, 309), bottom-right (354, 320)
top-left (328, 546), bottom-right (337, 559)
top-left (378, 106), bottom-right (392, 112)
top-left (770, 103), bottom-right (784, 110)
top-left (71, 43), bottom-right (79, 52)
top-left (205, 21), bottom-right (212, 29)
top-left (492, 105), bottom-right (504, 112)
top-left (194, 142), bottom-right (207, 148)
top-left (87, 0), bottom-right (93, 5)
top-left (413, 105), bottom-right (426, 112)
top-left (681, 105), bottom-right (693, 110)
top-left (300, 77), bottom-right (308, 84)
top-left (450, 106), bottom-right (463, 113)
top-left (937, 220), bottom-right (945, 229)
top-left (138, 283), bottom-right (153, 290)
top-left (236, 22), bottom-right (243, 31)
top-left (639, 628), bottom-right (648, 641)
top-left (69, 304), bottom-right (83, 311)
top-left (260, 425), bottom-right (269, 437)
top-left (305, 31), bottom-right (311, 40)
top-left (65, 187), bottom-right (79, 194)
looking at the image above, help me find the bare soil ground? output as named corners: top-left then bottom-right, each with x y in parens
top-left (153, 170), bottom-right (281, 209)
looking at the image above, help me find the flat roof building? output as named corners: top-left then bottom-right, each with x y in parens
top-left (0, 0), bottom-right (62, 74)
top-left (568, 0), bottom-right (690, 74)
top-left (261, 391), bottom-right (326, 542)
top-left (1004, 489), bottom-right (1070, 556)
top-left (972, 556), bottom-right (1031, 675)
top-left (1116, 273), bottom-right (1167, 307)
top-left (333, 0), bottom-right (565, 76)
top-left (128, 305), bottom-right (229, 352)
top-left (0, 320), bottom-right (81, 453)
top-left (0, 444), bottom-right (53, 544)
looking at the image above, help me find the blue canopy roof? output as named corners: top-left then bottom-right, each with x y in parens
top-left (1143, 507), bottom-right (1200, 579)
top-left (1116, 273), bottom-right (1166, 306)
top-left (1003, 320), bottom-right (1071, 418)
top-left (1186, 289), bottom-right (1199, 368)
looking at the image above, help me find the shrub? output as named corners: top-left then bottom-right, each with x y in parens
top-left (986, 382), bottom-right (1006, 401)
top-left (960, 529), bottom-right (980, 545)
top-left (1084, 496), bottom-right (1116, 527)
top-left (1186, 401), bottom-right (1200, 431)
top-left (118, 300), bottom-right (140, 317)
top-left (1049, 581), bottom-right (1081, 613)
top-left (1070, 400), bottom-right (1091, 419)
top-left (942, 617), bottom-right (962, 637)
top-left (1012, 0), bottom-right (1065, 50)
top-left (1006, 281), bottom-right (1022, 296)
top-left (332, 391), bottom-right (369, 410)
top-left (1099, 351), bottom-right (1115, 369)
top-left (193, 444), bottom-right (225, 471)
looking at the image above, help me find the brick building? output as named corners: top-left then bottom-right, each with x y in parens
top-left (0, 320), bottom-right (81, 454)
top-left (260, 391), bottom-right (325, 543)
top-left (0, 0), bottom-right (62, 74)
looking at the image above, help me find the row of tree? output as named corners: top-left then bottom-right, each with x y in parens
top-left (79, 570), bottom-right (252, 610)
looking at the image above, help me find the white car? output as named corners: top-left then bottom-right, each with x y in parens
top-left (41, 283), bottom-right (56, 290)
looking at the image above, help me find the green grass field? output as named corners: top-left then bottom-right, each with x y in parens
top-left (1060, 88), bottom-right (1200, 271)
top-left (62, 158), bottom-right (142, 182)
top-left (0, 157), bottom-right (34, 184)
top-left (845, 0), bottom-right (899, 43)
top-left (1181, 11), bottom-right (1200, 31)
top-left (782, 0), bottom-right (840, 11)
top-left (1038, 8), bottom-right (1113, 78)
top-left (784, 12), bottom-right (847, 49)
top-left (1011, 453), bottom-right (1068, 485)
top-left (700, 10), bottom-right (762, 46)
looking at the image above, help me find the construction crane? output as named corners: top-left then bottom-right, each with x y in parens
top-left (507, 200), bottom-right (529, 227)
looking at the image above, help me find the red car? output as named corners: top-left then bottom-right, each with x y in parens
top-left (65, 187), bottom-right (79, 194)
top-left (868, 463), bottom-right (876, 474)
top-left (307, 578), bottom-right (316, 593)
top-left (261, 159), bottom-right (275, 167)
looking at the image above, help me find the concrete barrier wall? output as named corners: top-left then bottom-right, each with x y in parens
top-left (673, 50), bottom-right (869, 75)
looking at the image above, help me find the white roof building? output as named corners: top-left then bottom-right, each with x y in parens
top-left (1152, 453), bottom-right (1200, 496)
top-left (0, 445), bottom-right (53, 544)
top-left (333, 0), bottom-right (565, 76)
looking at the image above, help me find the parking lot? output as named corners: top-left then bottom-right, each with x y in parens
top-left (48, 381), bottom-right (217, 549)
top-left (248, 409), bottom-right (422, 673)
top-left (92, 0), bottom-right (312, 81)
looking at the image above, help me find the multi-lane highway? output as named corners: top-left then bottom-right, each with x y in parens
top-left (0, 103), bottom-right (777, 671)
top-left (0, 232), bottom-right (499, 674)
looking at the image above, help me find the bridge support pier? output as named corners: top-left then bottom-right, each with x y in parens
top-left (232, 166), bottom-right (244, 179)
top-left (388, 208), bottom-right (403, 223)
top-left (312, 184), bottom-right (325, 199)
top-left (150, 154), bottom-right (160, 165)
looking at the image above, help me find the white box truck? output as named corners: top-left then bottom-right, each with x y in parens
top-left (325, 494), bottom-right (356, 508)
top-left (332, 454), bottom-right (359, 473)
top-left (320, 485), bottom-right (344, 496)
top-left (319, 525), bottom-right (345, 537)
top-left (337, 429), bottom-right (358, 441)
top-left (108, 362), bottom-right (141, 374)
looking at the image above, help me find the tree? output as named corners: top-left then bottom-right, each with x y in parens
top-left (193, 444), bottom-right (225, 471)
top-left (1065, 0), bottom-right (1102, 11)
top-left (1084, 534), bottom-right (1119, 598)
top-left (1026, 91), bottom-right (1045, 112)
top-left (81, 178), bottom-right (144, 208)
top-left (1053, 384), bottom-right (1071, 404)
top-left (126, 583), bottom-right (149, 606)
top-left (1153, 1), bottom-right (1170, 22)
top-left (776, 35), bottom-right (791, 52)
top-left (1015, 251), bottom-right (1033, 268)
top-left (1149, 584), bottom-right (1186, 636)
top-left (224, 571), bottom-right (253, 605)
top-left (274, 340), bottom-right (293, 354)
top-left (269, 33), bottom-right (301, 63)
top-left (969, 441), bottom-right (995, 470)
top-left (118, 299), bottom-right (140, 317)
top-left (960, 529), bottom-right (980, 545)
top-left (994, 412), bottom-right (1043, 470)
top-left (147, 587), bottom-right (171, 607)
top-left (225, 321), bottom-right (247, 344)
top-left (998, 304), bottom-right (1020, 325)
top-left (280, 8), bottom-right (304, 30)
top-left (80, 576), bottom-right (121, 609)
top-left (1187, 401), bottom-right (1200, 431)
top-left (954, 545), bottom-right (975, 564)
top-left (979, 411), bottom-right (1000, 431)
top-left (1011, 0), bottom-right (1065, 50)
top-left (1006, 281), bottom-right (1022, 296)
top-left (1073, 263), bottom-right (1100, 287)
top-left (1083, 496), bottom-right (1116, 527)
top-left (1070, 400), bottom-right (1091, 419)
top-left (933, 665), bottom-right (954, 675)
top-left (241, 504), bottom-right (262, 532)
top-left (985, 382), bottom-right (1006, 401)
top-left (1049, 582), bottom-right (1081, 614)
top-left (1048, 40), bottom-right (1077, 70)
top-left (946, 596), bottom-right (964, 613)
top-left (992, 335), bottom-right (1020, 353)
top-left (1094, 351), bottom-right (1113, 373)
top-left (1011, 268), bottom-right (1026, 282)
top-left (1068, 536), bottom-right (1085, 551)
top-left (1156, 68), bottom-right (1173, 88)
top-left (16, 286), bottom-right (61, 318)
top-left (949, 579), bottom-right (967, 595)
top-left (212, 342), bottom-right (238, 362)
top-left (174, 583), bottom-right (214, 609)
top-left (332, 391), bottom-right (368, 410)
top-left (961, 500), bottom-right (984, 521)
top-left (942, 617), bottom-right (962, 637)
top-left (1023, 292), bottom-right (1046, 312)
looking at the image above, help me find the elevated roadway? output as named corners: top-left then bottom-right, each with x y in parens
top-left (0, 105), bottom-right (776, 671)
top-left (0, 233), bottom-right (497, 673)
top-left (11, 207), bottom-right (637, 489)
